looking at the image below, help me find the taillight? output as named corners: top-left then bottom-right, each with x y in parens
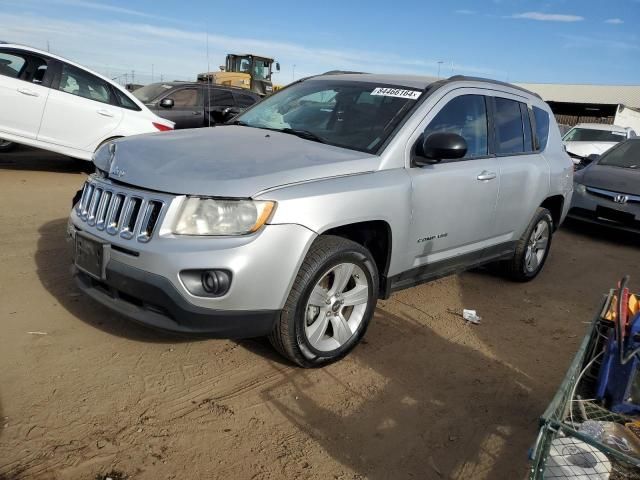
top-left (153, 122), bottom-right (173, 132)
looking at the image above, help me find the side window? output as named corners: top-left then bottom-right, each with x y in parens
top-left (520, 103), bottom-right (534, 152)
top-left (0, 52), bottom-right (26, 78)
top-left (533, 106), bottom-right (550, 151)
top-left (423, 94), bottom-right (488, 159)
top-left (59, 64), bottom-right (113, 104)
top-left (211, 89), bottom-right (234, 107)
top-left (167, 88), bottom-right (200, 107)
top-left (233, 92), bottom-right (258, 108)
top-left (494, 97), bottom-right (525, 155)
top-left (114, 88), bottom-right (141, 111)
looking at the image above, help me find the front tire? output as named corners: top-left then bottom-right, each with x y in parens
top-left (505, 207), bottom-right (553, 281)
top-left (269, 235), bottom-right (379, 368)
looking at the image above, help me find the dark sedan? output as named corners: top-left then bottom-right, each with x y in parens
top-left (132, 82), bottom-right (260, 129)
top-left (569, 138), bottom-right (640, 233)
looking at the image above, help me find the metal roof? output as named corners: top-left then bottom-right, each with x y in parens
top-left (515, 82), bottom-right (640, 108)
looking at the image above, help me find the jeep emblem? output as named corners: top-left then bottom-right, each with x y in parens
top-left (111, 166), bottom-right (126, 178)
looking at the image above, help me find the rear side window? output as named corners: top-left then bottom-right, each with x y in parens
top-left (114, 88), bottom-right (141, 111)
top-left (0, 52), bottom-right (26, 78)
top-left (423, 94), bottom-right (488, 158)
top-left (533, 106), bottom-right (550, 151)
top-left (494, 97), bottom-right (525, 154)
top-left (520, 103), bottom-right (534, 152)
top-left (59, 64), bottom-right (113, 104)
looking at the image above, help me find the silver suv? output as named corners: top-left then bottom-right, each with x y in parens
top-left (68, 73), bottom-right (573, 367)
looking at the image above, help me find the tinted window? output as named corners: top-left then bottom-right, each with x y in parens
top-left (133, 83), bottom-right (173, 103)
top-left (0, 52), bottom-right (26, 78)
top-left (494, 97), bottom-right (525, 154)
top-left (233, 92), bottom-right (258, 108)
top-left (423, 94), bottom-right (488, 158)
top-left (114, 88), bottom-right (141, 111)
top-left (521, 104), bottom-right (534, 152)
top-left (168, 88), bottom-right (200, 107)
top-left (563, 127), bottom-right (624, 143)
top-left (59, 64), bottom-right (113, 104)
top-left (212, 89), bottom-right (234, 107)
top-left (533, 106), bottom-right (550, 151)
top-left (598, 140), bottom-right (640, 169)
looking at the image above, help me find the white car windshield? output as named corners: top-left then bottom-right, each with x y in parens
top-left (563, 128), bottom-right (626, 142)
top-left (234, 80), bottom-right (424, 153)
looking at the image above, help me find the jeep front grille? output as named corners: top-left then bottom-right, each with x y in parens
top-left (75, 179), bottom-right (166, 243)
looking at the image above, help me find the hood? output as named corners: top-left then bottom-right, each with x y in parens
top-left (106, 126), bottom-right (379, 197)
top-left (564, 141), bottom-right (617, 157)
top-left (576, 163), bottom-right (640, 195)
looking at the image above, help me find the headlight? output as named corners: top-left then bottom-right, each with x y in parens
top-left (574, 182), bottom-right (586, 194)
top-left (173, 198), bottom-right (276, 236)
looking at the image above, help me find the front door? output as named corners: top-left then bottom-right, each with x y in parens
top-left (407, 91), bottom-right (500, 273)
top-left (157, 86), bottom-right (203, 129)
top-left (0, 49), bottom-right (51, 140)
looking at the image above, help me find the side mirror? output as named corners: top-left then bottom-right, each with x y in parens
top-left (415, 132), bottom-right (467, 165)
top-left (275, 62), bottom-right (281, 72)
top-left (160, 98), bottom-right (174, 109)
top-left (586, 153), bottom-right (600, 163)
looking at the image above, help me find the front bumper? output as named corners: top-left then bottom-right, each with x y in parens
top-left (568, 185), bottom-right (640, 234)
top-left (69, 199), bottom-right (316, 335)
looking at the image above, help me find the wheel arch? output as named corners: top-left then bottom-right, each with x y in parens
top-left (540, 195), bottom-right (564, 230)
top-left (320, 220), bottom-right (392, 297)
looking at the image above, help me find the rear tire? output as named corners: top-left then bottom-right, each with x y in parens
top-left (269, 235), bottom-right (379, 368)
top-left (504, 207), bottom-right (553, 282)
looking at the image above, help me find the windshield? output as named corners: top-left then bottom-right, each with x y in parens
top-left (235, 80), bottom-right (424, 153)
top-left (598, 140), bottom-right (640, 169)
top-left (563, 127), bottom-right (626, 142)
top-left (132, 83), bottom-right (174, 103)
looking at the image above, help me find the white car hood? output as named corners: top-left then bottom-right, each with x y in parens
top-left (564, 141), bottom-right (617, 157)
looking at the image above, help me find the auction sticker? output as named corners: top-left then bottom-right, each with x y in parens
top-left (371, 87), bottom-right (421, 100)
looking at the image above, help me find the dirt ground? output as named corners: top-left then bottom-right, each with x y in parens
top-left (1, 147), bottom-right (639, 480)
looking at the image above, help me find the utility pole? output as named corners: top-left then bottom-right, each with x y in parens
top-left (46, 40), bottom-right (50, 52)
top-left (437, 60), bottom-right (444, 79)
top-left (131, 70), bottom-right (135, 85)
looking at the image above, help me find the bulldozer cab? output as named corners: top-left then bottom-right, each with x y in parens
top-left (225, 54), bottom-right (279, 96)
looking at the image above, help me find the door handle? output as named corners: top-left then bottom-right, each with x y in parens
top-left (477, 171), bottom-right (497, 181)
top-left (17, 87), bottom-right (39, 97)
top-left (96, 109), bottom-right (115, 118)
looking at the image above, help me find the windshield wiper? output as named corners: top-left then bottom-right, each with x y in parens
top-left (279, 128), bottom-right (327, 144)
top-left (228, 120), bottom-right (249, 126)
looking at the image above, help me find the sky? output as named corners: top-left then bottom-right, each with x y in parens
top-left (1, 0), bottom-right (639, 87)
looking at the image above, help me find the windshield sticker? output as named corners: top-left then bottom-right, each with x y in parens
top-left (371, 87), bottom-right (421, 100)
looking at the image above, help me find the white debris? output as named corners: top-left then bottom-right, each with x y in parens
top-left (462, 309), bottom-right (482, 325)
top-left (27, 331), bottom-right (48, 335)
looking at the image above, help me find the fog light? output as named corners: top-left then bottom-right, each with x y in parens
top-left (180, 269), bottom-right (232, 297)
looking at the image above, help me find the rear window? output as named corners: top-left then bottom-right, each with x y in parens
top-left (533, 106), bottom-right (550, 151)
top-left (563, 127), bottom-right (626, 143)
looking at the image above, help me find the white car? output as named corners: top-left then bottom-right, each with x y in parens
top-left (0, 42), bottom-right (174, 160)
top-left (563, 123), bottom-right (636, 163)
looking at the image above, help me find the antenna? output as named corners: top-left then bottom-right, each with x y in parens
top-left (206, 28), bottom-right (212, 127)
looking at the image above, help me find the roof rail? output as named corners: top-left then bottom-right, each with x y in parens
top-left (446, 75), bottom-right (542, 99)
top-left (321, 70), bottom-right (367, 76)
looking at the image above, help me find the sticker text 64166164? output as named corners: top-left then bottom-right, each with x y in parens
top-left (370, 87), bottom-right (422, 100)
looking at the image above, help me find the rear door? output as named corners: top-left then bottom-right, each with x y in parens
top-left (0, 48), bottom-right (52, 140)
top-left (207, 87), bottom-right (236, 123)
top-left (407, 90), bottom-right (500, 272)
top-left (37, 63), bottom-right (123, 152)
top-left (157, 86), bottom-right (203, 129)
top-left (490, 95), bottom-right (550, 243)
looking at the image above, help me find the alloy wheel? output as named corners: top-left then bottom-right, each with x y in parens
top-left (525, 220), bottom-right (549, 273)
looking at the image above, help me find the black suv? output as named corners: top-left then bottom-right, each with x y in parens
top-left (132, 82), bottom-right (261, 129)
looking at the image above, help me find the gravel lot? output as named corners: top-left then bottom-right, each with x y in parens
top-left (1, 146), bottom-right (639, 480)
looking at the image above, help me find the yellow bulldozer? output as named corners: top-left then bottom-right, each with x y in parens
top-left (198, 53), bottom-right (281, 96)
